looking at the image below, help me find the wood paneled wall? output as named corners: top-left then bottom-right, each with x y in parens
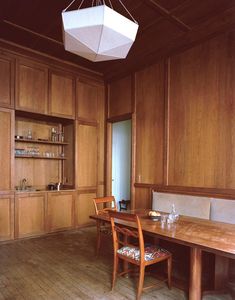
top-left (108, 30), bottom-right (235, 208)
top-left (168, 32), bottom-right (235, 189)
top-left (135, 62), bottom-right (165, 185)
top-left (108, 75), bottom-right (133, 118)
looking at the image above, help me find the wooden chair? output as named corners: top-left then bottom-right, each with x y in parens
top-left (109, 211), bottom-right (172, 300)
top-left (93, 196), bottom-right (117, 256)
top-left (119, 199), bottom-right (131, 211)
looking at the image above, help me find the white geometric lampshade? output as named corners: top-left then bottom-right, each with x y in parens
top-left (62, 5), bottom-right (139, 62)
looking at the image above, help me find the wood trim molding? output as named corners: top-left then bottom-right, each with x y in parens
top-left (107, 113), bottom-right (133, 123)
top-left (134, 183), bottom-right (235, 200)
top-left (76, 119), bottom-right (98, 126)
top-left (143, 0), bottom-right (191, 32)
top-left (77, 188), bottom-right (97, 194)
top-left (163, 58), bottom-right (170, 185)
top-left (0, 39), bottom-right (104, 82)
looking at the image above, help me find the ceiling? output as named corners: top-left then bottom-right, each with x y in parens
top-left (1, 0), bottom-right (235, 81)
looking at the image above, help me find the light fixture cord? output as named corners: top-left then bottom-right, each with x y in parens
top-left (108, 0), bottom-right (113, 9)
top-left (63, 0), bottom-right (77, 12)
top-left (118, 0), bottom-right (138, 24)
top-left (63, 0), bottom-right (85, 12)
top-left (78, 0), bottom-right (85, 9)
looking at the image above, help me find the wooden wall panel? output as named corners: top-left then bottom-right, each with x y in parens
top-left (134, 187), bottom-right (152, 209)
top-left (76, 80), bottom-right (100, 122)
top-left (75, 192), bottom-right (96, 226)
top-left (0, 108), bottom-right (14, 191)
top-left (47, 192), bottom-right (74, 232)
top-left (76, 124), bottom-right (98, 188)
top-left (16, 59), bottom-right (48, 114)
top-left (49, 71), bottom-right (75, 119)
top-left (135, 63), bottom-right (165, 185)
top-left (0, 54), bottom-right (14, 108)
top-left (0, 194), bottom-right (14, 241)
top-left (168, 33), bottom-right (235, 189)
top-left (108, 75), bottom-right (132, 118)
top-left (16, 193), bottom-right (45, 238)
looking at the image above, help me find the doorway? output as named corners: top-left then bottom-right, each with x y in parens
top-left (111, 120), bottom-right (131, 209)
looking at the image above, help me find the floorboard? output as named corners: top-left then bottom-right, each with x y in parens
top-left (0, 227), bottom-right (232, 300)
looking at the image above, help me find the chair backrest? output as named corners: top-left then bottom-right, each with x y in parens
top-left (210, 198), bottom-right (235, 224)
top-left (109, 211), bottom-right (145, 261)
top-left (93, 196), bottom-right (117, 215)
top-left (152, 191), bottom-right (211, 219)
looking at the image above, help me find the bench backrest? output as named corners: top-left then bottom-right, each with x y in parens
top-left (210, 198), bottom-right (235, 224)
top-left (152, 191), bottom-right (211, 219)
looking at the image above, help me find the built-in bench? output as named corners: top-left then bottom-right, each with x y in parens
top-left (152, 190), bottom-right (235, 295)
top-left (152, 191), bottom-right (235, 224)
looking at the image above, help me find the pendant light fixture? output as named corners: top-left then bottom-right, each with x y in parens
top-left (62, 0), bottom-right (139, 62)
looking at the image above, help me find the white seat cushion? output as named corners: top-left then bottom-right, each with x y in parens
top-left (152, 192), bottom-right (210, 219)
top-left (210, 198), bottom-right (235, 224)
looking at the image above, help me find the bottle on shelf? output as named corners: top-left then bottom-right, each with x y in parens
top-left (51, 127), bottom-right (57, 142)
top-left (27, 129), bottom-right (32, 139)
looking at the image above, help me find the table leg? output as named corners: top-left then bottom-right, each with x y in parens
top-left (189, 247), bottom-right (202, 300)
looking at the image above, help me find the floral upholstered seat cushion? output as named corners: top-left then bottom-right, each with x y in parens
top-left (117, 245), bottom-right (170, 261)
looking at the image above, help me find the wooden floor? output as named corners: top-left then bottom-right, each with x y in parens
top-left (0, 227), bottom-right (232, 300)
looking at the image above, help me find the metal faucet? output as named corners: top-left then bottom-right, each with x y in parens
top-left (57, 182), bottom-right (61, 191)
top-left (21, 178), bottom-right (27, 190)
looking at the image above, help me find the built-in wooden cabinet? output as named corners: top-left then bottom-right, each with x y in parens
top-left (76, 79), bottom-right (105, 196)
top-left (47, 191), bottom-right (75, 232)
top-left (0, 46), bottom-right (105, 241)
top-left (49, 70), bottom-right (75, 119)
top-left (76, 123), bottom-right (98, 189)
top-left (16, 59), bottom-right (48, 114)
top-left (135, 62), bottom-right (165, 185)
top-left (14, 114), bottom-right (74, 190)
top-left (0, 108), bottom-right (14, 191)
top-left (0, 193), bottom-right (14, 241)
top-left (0, 54), bottom-right (15, 108)
top-left (76, 79), bottom-right (100, 122)
top-left (15, 192), bottom-right (46, 238)
top-left (75, 192), bottom-right (96, 226)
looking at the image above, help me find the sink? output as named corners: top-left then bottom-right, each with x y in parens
top-left (15, 186), bottom-right (36, 192)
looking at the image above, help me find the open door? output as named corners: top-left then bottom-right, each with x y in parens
top-left (111, 120), bottom-right (131, 209)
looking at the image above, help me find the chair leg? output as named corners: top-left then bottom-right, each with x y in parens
top-left (96, 223), bottom-right (101, 256)
top-left (112, 254), bottom-right (118, 290)
top-left (137, 265), bottom-right (145, 300)
top-left (167, 256), bottom-right (172, 289)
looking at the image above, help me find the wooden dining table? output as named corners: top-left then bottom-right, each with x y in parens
top-left (90, 209), bottom-right (235, 300)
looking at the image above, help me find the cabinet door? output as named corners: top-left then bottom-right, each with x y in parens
top-left (0, 108), bottom-right (14, 191)
top-left (0, 54), bottom-right (14, 108)
top-left (15, 193), bottom-right (46, 238)
top-left (76, 79), bottom-right (102, 122)
top-left (76, 123), bottom-right (98, 189)
top-left (47, 192), bottom-right (75, 232)
top-left (49, 71), bottom-right (75, 119)
top-left (16, 59), bottom-right (48, 114)
top-left (0, 194), bottom-right (14, 241)
top-left (75, 192), bottom-right (96, 226)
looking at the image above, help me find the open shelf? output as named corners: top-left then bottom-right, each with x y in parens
top-left (15, 155), bottom-right (67, 160)
top-left (15, 138), bottom-right (69, 146)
